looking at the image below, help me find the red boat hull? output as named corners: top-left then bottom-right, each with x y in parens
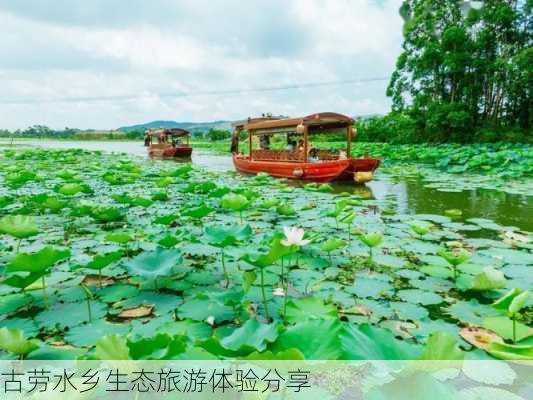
top-left (232, 154), bottom-right (380, 182)
top-left (148, 146), bottom-right (192, 158)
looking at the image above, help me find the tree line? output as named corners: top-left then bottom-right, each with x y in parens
top-left (364, 0), bottom-right (531, 143)
top-left (0, 125), bottom-right (234, 141)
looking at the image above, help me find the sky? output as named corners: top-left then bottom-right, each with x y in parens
top-left (0, 0), bottom-right (404, 130)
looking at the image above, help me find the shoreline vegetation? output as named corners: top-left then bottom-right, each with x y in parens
top-left (2, 137), bottom-right (531, 179)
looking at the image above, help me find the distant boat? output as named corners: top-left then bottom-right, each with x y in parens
top-left (231, 112), bottom-right (380, 183)
top-left (145, 128), bottom-right (192, 158)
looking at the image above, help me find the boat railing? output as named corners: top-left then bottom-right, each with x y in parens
top-left (149, 143), bottom-right (169, 149)
top-left (251, 149), bottom-right (342, 162)
top-left (252, 149), bottom-right (304, 162)
top-left (314, 149), bottom-right (341, 161)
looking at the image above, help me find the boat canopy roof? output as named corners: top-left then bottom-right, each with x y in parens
top-left (146, 128), bottom-right (190, 137)
top-left (232, 115), bottom-right (287, 130)
top-left (243, 112), bottom-right (354, 133)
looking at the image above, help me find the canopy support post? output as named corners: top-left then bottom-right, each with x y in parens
top-left (231, 128), bottom-right (240, 153)
top-left (347, 125), bottom-right (353, 158)
top-left (249, 130), bottom-right (253, 159)
top-left (303, 125), bottom-right (308, 163)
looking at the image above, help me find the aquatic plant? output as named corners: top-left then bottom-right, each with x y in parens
top-left (221, 192), bottom-right (250, 224)
top-left (0, 215), bottom-right (40, 252)
top-left (205, 224), bottom-right (252, 286)
top-left (0, 147), bottom-right (530, 364)
top-left (492, 289), bottom-right (530, 343)
top-left (358, 232), bottom-right (384, 262)
top-left (437, 248), bottom-right (471, 281)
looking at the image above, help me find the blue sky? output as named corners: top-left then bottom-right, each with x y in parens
top-left (0, 0), bottom-right (404, 129)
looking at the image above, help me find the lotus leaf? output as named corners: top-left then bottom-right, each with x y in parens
top-left (123, 247), bottom-right (183, 278)
top-left (0, 215), bottom-right (40, 239)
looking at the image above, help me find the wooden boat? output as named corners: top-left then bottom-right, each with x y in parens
top-left (231, 112), bottom-right (380, 183)
top-left (145, 128), bottom-right (192, 158)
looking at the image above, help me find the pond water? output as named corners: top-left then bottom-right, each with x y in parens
top-left (3, 139), bottom-right (532, 232)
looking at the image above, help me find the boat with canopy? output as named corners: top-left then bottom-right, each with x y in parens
top-left (231, 112), bottom-right (380, 183)
top-left (144, 128), bottom-right (192, 158)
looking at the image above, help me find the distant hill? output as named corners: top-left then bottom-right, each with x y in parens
top-left (118, 120), bottom-right (232, 134)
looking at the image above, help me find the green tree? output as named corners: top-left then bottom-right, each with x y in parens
top-left (206, 128), bottom-right (232, 141)
top-left (388, 0), bottom-right (532, 142)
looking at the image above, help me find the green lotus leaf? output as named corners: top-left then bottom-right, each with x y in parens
top-left (6, 246), bottom-right (70, 273)
top-left (359, 232), bottom-right (383, 248)
top-left (105, 231), bottom-right (134, 244)
top-left (183, 203), bottom-right (214, 219)
top-left (346, 277), bottom-right (394, 299)
top-left (178, 295), bottom-right (234, 322)
top-left (258, 198), bottom-right (279, 209)
top-left (0, 215), bottom-right (40, 239)
top-left (57, 182), bottom-right (84, 196)
top-left (98, 284), bottom-right (139, 303)
top-left (509, 291), bottom-right (529, 314)
top-left (482, 316), bottom-right (533, 342)
top-left (397, 289), bottom-right (444, 305)
top-left (83, 250), bottom-right (123, 271)
top-left (5, 170), bottom-right (38, 188)
top-left (151, 191), bottom-right (169, 201)
top-left (90, 206), bottom-right (124, 222)
top-left (0, 319), bottom-right (39, 338)
top-left (241, 251), bottom-right (277, 268)
top-left (276, 204), bottom-right (296, 216)
top-left (437, 248), bottom-right (471, 266)
top-left (420, 332), bottom-right (465, 360)
top-left (446, 299), bottom-right (500, 325)
top-left (242, 270), bottom-right (257, 292)
top-left (284, 297), bottom-right (338, 323)
top-left (124, 247), bottom-right (182, 278)
top-left (35, 301), bottom-right (107, 329)
top-left (318, 183), bottom-right (333, 192)
top-left (339, 211), bottom-right (356, 225)
top-left (205, 224), bottom-right (252, 248)
top-left (492, 288), bottom-right (524, 313)
top-left (157, 320), bottom-right (212, 340)
top-left (321, 238), bottom-right (347, 253)
top-left (42, 196), bottom-right (68, 212)
top-left (0, 195), bottom-right (13, 209)
top-left (156, 176), bottom-right (174, 188)
top-left (2, 272), bottom-right (46, 290)
top-left (169, 164), bottom-right (193, 177)
top-left (0, 327), bottom-right (39, 356)
top-left (0, 293), bottom-right (33, 314)
top-left (221, 192), bottom-right (249, 211)
top-left (153, 213), bottom-right (179, 226)
top-left (470, 267), bottom-right (506, 291)
top-left (390, 301), bottom-right (429, 321)
top-left (158, 234), bottom-right (180, 248)
top-left (244, 348), bottom-right (305, 360)
top-left (488, 341), bottom-right (533, 360)
top-left (365, 371), bottom-right (460, 400)
top-left (274, 319), bottom-right (421, 360)
top-left (410, 220), bottom-right (432, 235)
top-left (220, 319), bottom-right (281, 353)
top-left (66, 320), bottom-right (130, 347)
top-left (128, 333), bottom-right (188, 359)
top-left (95, 334), bottom-right (131, 360)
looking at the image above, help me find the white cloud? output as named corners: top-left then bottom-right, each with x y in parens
top-left (0, 0), bottom-right (403, 129)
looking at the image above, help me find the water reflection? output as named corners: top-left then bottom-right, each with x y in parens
top-left (3, 139), bottom-right (531, 232)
